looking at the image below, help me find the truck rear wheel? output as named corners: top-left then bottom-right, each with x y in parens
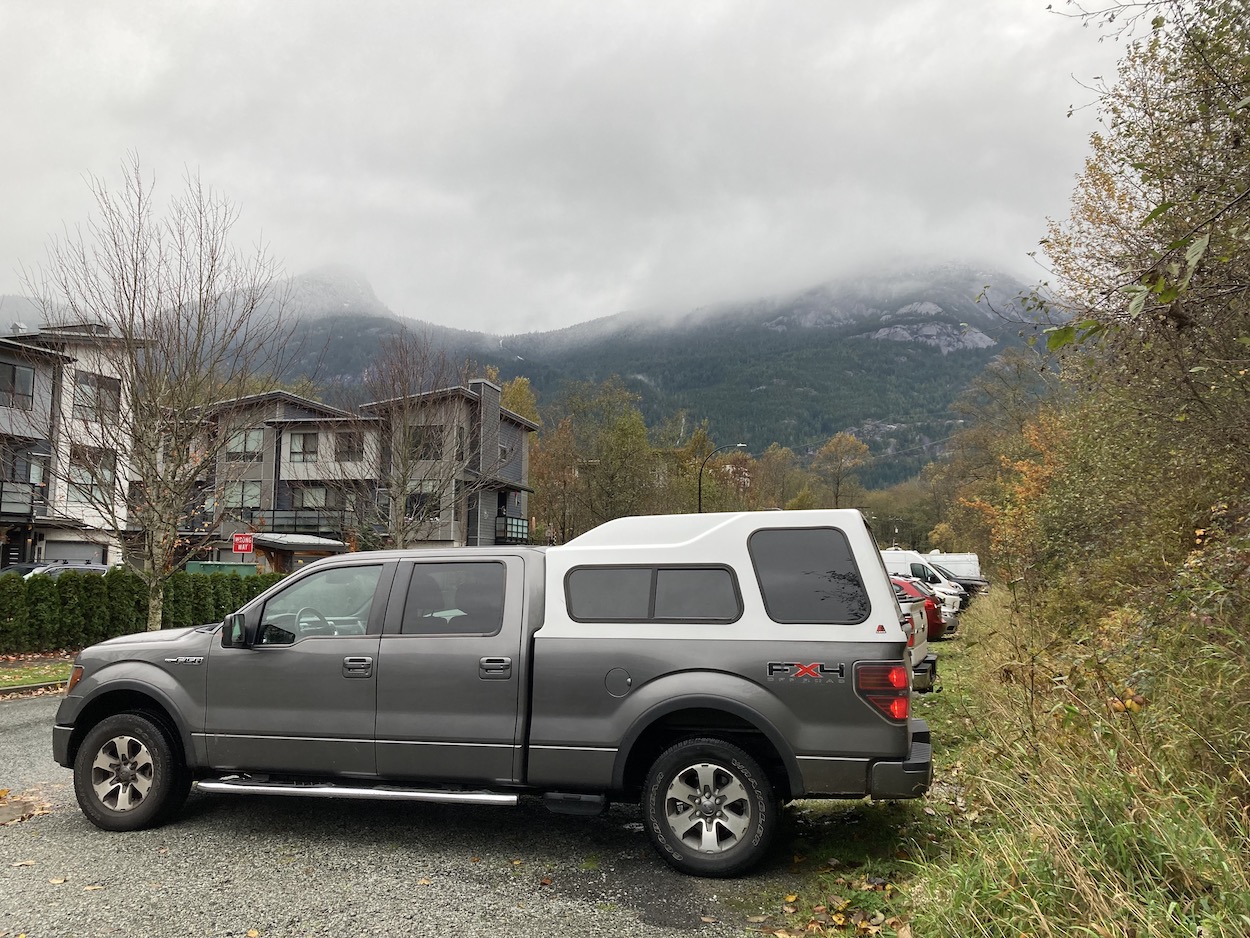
top-left (73, 713), bottom-right (190, 832)
top-left (643, 737), bottom-right (776, 877)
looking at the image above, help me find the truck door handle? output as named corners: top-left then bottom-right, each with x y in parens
top-left (479, 656), bottom-right (512, 680)
top-left (343, 656), bottom-right (374, 678)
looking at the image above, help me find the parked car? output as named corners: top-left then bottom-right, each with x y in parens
top-left (928, 560), bottom-right (990, 603)
top-left (880, 549), bottom-right (968, 612)
top-left (894, 575), bottom-right (952, 641)
top-left (22, 561), bottom-right (111, 580)
top-left (893, 581), bottom-right (937, 691)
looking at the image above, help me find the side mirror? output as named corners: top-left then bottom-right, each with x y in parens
top-left (221, 611), bottom-right (256, 648)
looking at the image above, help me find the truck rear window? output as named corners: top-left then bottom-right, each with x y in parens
top-left (748, 527), bottom-right (870, 624)
top-left (566, 565), bottom-right (741, 623)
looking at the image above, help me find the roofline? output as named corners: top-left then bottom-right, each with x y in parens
top-left (207, 390), bottom-right (354, 419)
top-left (360, 383), bottom-right (539, 432)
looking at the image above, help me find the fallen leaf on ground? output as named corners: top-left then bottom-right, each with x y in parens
top-left (12, 860), bottom-right (35, 867)
top-left (700, 916), bottom-right (717, 923)
top-left (417, 878), bottom-right (433, 886)
top-left (83, 884), bottom-right (103, 891)
top-left (48, 878), bottom-right (66, 885)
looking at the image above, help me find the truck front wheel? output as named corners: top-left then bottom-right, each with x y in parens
top-left (643, 737), bottom-right (776, 877)
top-left (73, 713), bottom-right (190, 832)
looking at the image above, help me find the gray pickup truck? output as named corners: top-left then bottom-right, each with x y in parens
top-left (53, 509), bottom-right (931, 876)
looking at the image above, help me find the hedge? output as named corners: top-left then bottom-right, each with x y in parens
top-left (0, 568), bottom-right (287, 655)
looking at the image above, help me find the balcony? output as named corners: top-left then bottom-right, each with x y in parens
top-left (249, 509), bottom-right (351, 537)
top-left (0, 481), bottom-right (42, 521)
top-left (494, 514), bottom-right (531, 545)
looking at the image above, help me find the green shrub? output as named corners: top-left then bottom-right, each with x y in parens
top-left (24, 575), bottom-right (60, 651)
top-left (55, 573), bottom-right (88, 649)
top-left (105, 567), bottom-right (146, 638)
top-left (161, 572), bottom-right (192, 629)
top-left (187, 574), bottom-right (213, 625)
top-left (79, 573), bottom-right (110, 645)
top-left (0, 573), bottom-right (29, 654)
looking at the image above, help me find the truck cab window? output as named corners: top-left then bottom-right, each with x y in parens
top-left (258, 564), bottom-right (382, 644)
top-left (400, 562), bottom-right (506, 635)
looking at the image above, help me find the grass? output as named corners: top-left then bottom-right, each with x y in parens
top-left (744, 582), bottom-right (1248, 937)
top-left (0, 654), bottom-right (74, 689)
top-left (736, 622), bottom-right (978, 935)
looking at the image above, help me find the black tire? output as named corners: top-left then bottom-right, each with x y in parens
top-left (72, 712), bottom-right (191, 832)
top-left (643, 737), bottom-right (777, 877)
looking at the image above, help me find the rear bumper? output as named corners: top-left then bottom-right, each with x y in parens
top-left (912, 653), bottom-right (937, 692)
top-left (869, 719), bottom-right (932, 800)
top-left (796, 719), bottom-right (933, 800)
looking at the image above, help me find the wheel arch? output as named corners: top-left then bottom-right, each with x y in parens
top-left (613, 696), bottom-right (802, 800)
top-left (65, 684), bottom-right (191, 771)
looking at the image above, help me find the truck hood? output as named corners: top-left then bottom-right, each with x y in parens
top-left (85, 625), bottom-right (218, 660)
top-left (93, 624), bottom-right (219, 650)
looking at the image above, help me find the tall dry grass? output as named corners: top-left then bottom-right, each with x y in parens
top-left (909, 532), bottom-right (1250, 938)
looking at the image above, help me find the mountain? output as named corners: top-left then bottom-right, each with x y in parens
top-left (4, 263), bottom-right (1039, 488)
top-left (287, 262), bottom-right (1038, 487)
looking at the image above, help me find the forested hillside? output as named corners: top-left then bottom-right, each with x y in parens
top-left (285, 262), bottom-right (1033, 487)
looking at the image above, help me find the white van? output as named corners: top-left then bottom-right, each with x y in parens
top-left (926, 551), bottom-right (981, 579)
top-left (880, 549), bottom-right (967, 614)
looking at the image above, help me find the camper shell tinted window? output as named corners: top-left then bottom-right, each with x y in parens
top-left (566, 565), bottom-right (741, 623)
top-left (749, 527), bottom-right (870, 624)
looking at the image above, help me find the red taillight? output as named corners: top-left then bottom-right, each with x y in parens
top-left (902, 613), bottom-right (915, 647)
top-left (855, 663), bottom-right (911, 722)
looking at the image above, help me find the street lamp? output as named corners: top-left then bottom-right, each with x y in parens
top-left (698, 442), bottom-right (746, 513)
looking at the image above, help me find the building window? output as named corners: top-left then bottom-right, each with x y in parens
top-left (405, 424), bottom-right (443, 461)
top-left (0, 362), bottom-right (35, 411)
top-left (67, 445), bottom-right (115, 504)
top-left (293, 485), bottom-right (327, 509)
top-left (226, 428), bottom-right (264, 461)
top-left (222, 480), bottom-right (262, 509)
top-left (72, 371), bottom-right (121, 421)
top-left (404, 480), bottom-right (440, 521)
top-left (290, 431), bottom-right (319, 463)
top-left (335, 430), bottom-right (364, 463)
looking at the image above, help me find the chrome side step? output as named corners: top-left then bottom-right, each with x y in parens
top-left (196, 778), bottom-right (518, 806)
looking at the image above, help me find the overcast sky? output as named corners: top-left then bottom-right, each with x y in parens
top-left (0, 0), bottom-right (1124, 334)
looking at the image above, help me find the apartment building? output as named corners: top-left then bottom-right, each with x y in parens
top-left (2, 323), bottom-right (538, 573)
top-left (1, 325), bottom-right (129, 568)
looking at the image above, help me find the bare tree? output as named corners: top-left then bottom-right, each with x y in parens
top-left (327, 327), bottom-right (516, 549)
top-left (22, 154), bottom-right (295, 630)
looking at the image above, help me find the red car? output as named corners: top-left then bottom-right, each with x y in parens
top-left (893, 575), bottom-right (949, 641)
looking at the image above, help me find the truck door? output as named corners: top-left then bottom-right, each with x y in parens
top-left (374, 557), bottom-right (525, 786)
top-left (204, 561), bottom-right (393, 776)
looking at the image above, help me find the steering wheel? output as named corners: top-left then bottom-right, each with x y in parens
top-left (296, 606), bottom-right (334, 636)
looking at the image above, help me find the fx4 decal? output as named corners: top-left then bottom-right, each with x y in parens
top-left (766, 661), bottom-right (846, 681)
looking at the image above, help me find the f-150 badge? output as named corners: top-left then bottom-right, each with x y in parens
top-left (164, 656), bottom-right (204, 666)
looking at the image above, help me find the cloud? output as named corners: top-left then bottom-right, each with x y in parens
top-left (0, 0), bottom-right (1123, 333)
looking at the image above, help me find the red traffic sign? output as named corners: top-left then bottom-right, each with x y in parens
top-left (232, 532), bottom-right (254, 554)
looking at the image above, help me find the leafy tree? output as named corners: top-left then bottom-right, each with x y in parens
top-left (1043, 0), bottom-right (1250, 450)
top-left (812, 432), bottom-right (870, 508)
top-left (531, 377), bottom-right (656, 539)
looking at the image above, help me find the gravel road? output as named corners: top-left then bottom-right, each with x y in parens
top-left (1, 696), bottom-right (784, 938)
